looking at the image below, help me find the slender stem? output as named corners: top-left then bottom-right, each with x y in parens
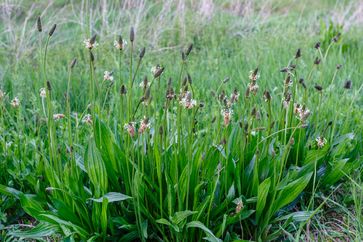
top-left (127, 43), bottom-right (134, 120)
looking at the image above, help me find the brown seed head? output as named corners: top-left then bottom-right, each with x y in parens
top-left (314, 42), bottom-right (321, 49)
top-left (130, 27), bottom-right (135, 42)
top-left (295, 48), bottom-right (301, 59)
top-left (70, 58), bottom-right (77, 69)
top-left (343, 80), bottom-right (352, 89)
top-left (47, 80), bottom-right (52, 91)
top-left (49, 24), bottom-right (57, 36)
top-left (186, 43), bottom-right (193, 56)
top-left (120, 85), bottom-right (127, 95)
top-left (37, 16), bottom-right (42, 32)
top-left (332, 33), bottom-right (341, 43)
top-left (299, 78), bottom-right (306, 89)
top-left (90, 34), bottom-right (97, 45)
top-left (314, 57), bottom-right (321, 65)
top-left (314, 84), bottom-right (323, 91)
top-left (139, 47), bottom-right (146, 59)
top-left (263, 90), bottom-right (271, 102)
top-left (154, 66), bottom-right (164, 78)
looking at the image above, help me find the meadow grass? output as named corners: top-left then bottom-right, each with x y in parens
top-left (0, 0), bottom-right (362, 241)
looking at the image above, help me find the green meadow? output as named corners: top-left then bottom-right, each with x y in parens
top-left (0, 0), bottom-right (362, 241)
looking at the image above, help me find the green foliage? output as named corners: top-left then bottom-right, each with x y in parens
top-left (0, 1), bottom-right (362, 241)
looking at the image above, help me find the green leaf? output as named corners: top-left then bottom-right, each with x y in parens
top-left (273, 211), bottom-right (315, 222)
top-left (156, 218), bottom-right (180, 232)
top-left (0, 184), bottom-right (22, 199)
top-left (85, 139), bottom-right (108, 195)
top-left (90, 192), bottom-right (132, 203)
top-left (272, 172), bottom-right (313, 214)
top-left (19, 194), bottom-right (45, 220)
top-left (38, 213), bottom-right (89, 238)
top-left (225, 210), bottom-right (255, 226)
top-left (171, 210), bottom-right (197, 226)
top-left (101, 197), bottom-right (108, 237)
top-left (94, 117), bottom-right (120, 185)
top-left (8, 222), bottom-right (60, 239)
top-left (141, 220), bottom-right (148, 239)
top-left (321, 159), bottom-right (348, 186)
top-left (256, 178), bottom-right (271, 223)
top-left (303, 146), bottom-right (329, 165)
top-left (187, 221), bottom-right (221, 242)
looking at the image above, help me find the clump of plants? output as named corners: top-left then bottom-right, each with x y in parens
top-left (0, 17), bottom-right (360, 241)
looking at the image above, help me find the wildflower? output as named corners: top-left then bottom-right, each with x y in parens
top-left (103, 71), bottom-right (114, 82)
top-left (230, 88), bottom-right (240, 104)
top-left (218, 90), bottom-right (226, 102)
top-left (124, 122), bottom-right (136, 137)
top-left (139, 116), bottom-right (150, 134)
top-left (221, 108), bottom-right (233, 126)
top-left (139, 77), bottom-right (150, 89)
top-left (245, 87), bottom-right (250, 98)
top-left (53, 113), bottom-right (65, 120)
top-left (39, 88), bottom-right (46, 98)
top-left (82, 114), bottom-right (92, 124)
top-left (316, 136), bottom-right (327, 149)
top-left (247, 69), bottom-right (260, 96)
top-left (234, 198), bottom-right (244, 214)
top-left (263, 90), bottom-right (271, 102)
top-left (336, 64), bottom-right (342, 70)
top-left (10, 97), bottom-right (20, 108)
top-left (114, 36), bottom-right (127, 50)
top-left (249, 68), bottom-right (259, 81)
top-left (151, 65), bottom-right (164, 78)
top-left (83, 35), bottom-right (98, 49)
top-left (282, 93), bottom-right (291, 109)
top-left (247, 82), bottom-right (259, 95)
top-left (166, 88), bottom-right (175, 100)
top-left (294, 103), bottom-right (311, 122)
top-left (294, 103), bottom-right (301, 114)
top-left (284, 75), bottom-right (293, 87)
top-left (179, 91), bottom-right (197, 109)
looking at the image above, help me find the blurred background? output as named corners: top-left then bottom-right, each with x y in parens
top-left (0, 0), bottom-right (362, 108)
